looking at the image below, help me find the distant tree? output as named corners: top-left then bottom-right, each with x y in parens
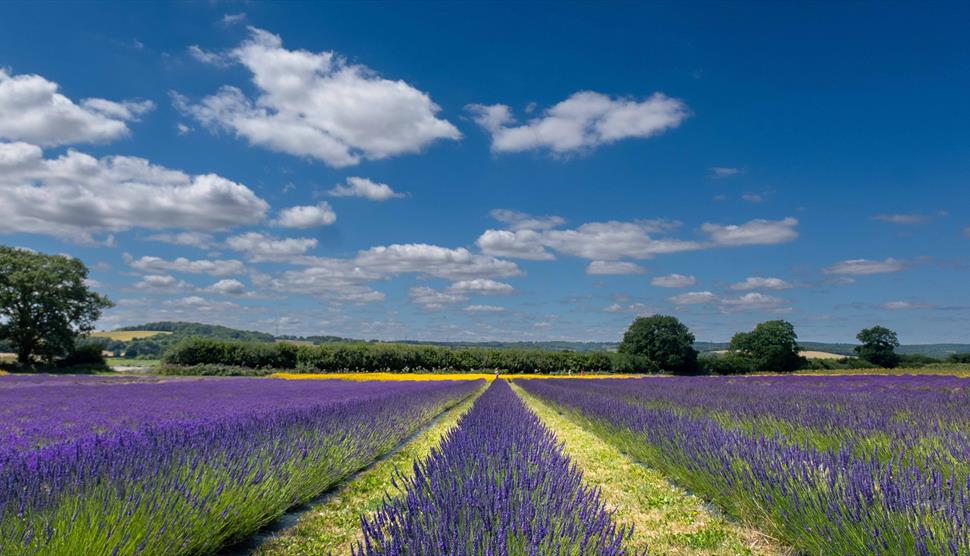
top-left (948, 353), bottom-right (970, 364)
top-left (0, 246), bottom-right (112, 365)
top-left (619, 315), bottom-right (698, 374)
top-left (855, 326), bottom-right (900, 368)
top-left (729, 320), bottom-right (806, 373)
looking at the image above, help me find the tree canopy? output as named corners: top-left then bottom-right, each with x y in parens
top-left (0, 246), bottom-right (112, 365)
top-left (618, 315), bottom-right (698, 374)
top-left (729, 320), bottom-right (805, 373)
top-left (855, 325), bottom-right (900, 368)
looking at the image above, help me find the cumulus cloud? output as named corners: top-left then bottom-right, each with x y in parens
top-left (730, 276), bottom-right (793, 290)
top-left (719, 292), bottom-right (787, 313)
top-left (872, 213), bottom-right (934, 225)
top-left (177, 27), bottom-right (460, 167)
top-left (273, 202), bottom-right (336, 228)
top-left (489, 209), bottom-right (565, 231)
top-left (133, 274), bottom-right (192, 293)
top-left (603, 302), bottom-right (653, 314)
top-left (0, 143), bottom-right (269, 242)
top-left (586, 260), bottom-right (646, 275)
top-left (823, 258), bottom-right (907, 275)
top-left (710, 166), bottom-right (742, 178)
top-left (253, 260), bottom-right (384, 303)
top-left (146, 232), bottom-right (216, 249)
top-left (125, 254), bottom-right (246, 276)
top-left (880, 300), bottom-right (930, 310)
top-left (357, 244), bottom-right (520, 280)
top-left (327, 176), bottom-right (403, 201)
top-left (206, 278), bottom-right (247, 295)
top-left (409, 286), bottom-right (466, 310)
top-left (475, 229), bottom-right (555, 260)
top-left (464, 304), bottom-right (506, 313)
top-left (669, 291), bottom-right (717, 305)
top-left (447, 279), bottom-right (515, 295)
top-left (701, 217), bottom-right (798, 246)
top-left (0, 69), bottom-right (154, 146)
top-left (650, 273), bottom-right (696, 288)
top-left (226, 232), bottom-right (318, 262)
top-left (467, 91), bottom-right (687, 154)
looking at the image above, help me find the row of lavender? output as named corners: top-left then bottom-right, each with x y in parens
top-left (0, 375), bottom-right (481, 555)
top-left (355, 379), bottom-right (633, 555)
top-left (517, 376), bottom-right (970, 555)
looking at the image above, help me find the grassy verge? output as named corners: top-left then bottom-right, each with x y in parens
top-left (106, 358), bottom-right (161, 367)
top-left (511, 382), bottom-right (786, 556)
top-left (254, 384), bottom-right (486, 556)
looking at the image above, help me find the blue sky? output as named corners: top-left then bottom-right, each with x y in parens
top-left (1, 2), bottom-right (968, 343)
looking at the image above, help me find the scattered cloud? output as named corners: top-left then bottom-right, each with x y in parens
top-left (146, 232), bottom-right (216, 249)
top-left (133, 274), bottom-right (192, 293)
top-left (0, 69), bottom-right (153, 146)
top-left (669, 291), bottom-right (717, 305)
top-left (740, 193), bottom-right (764, 203)
top-left (409, 286), bottom-right (466, 310)
top-left (719, 292), bottom-right (788, 313)
top-left (710, 166), bottom-right (742, 178)
top-left (125, 254), bottom-right (246, 276)
top-left (177, 27), bottom-right (460, 167)
top-left (273, 202), bottom-right (336, 228)
top-left (823, 257), bottom-right (907, 275)
top-left (880, 300), bottom-right (931, 310)
top-left (489, 209), bottom-right (565, 231)
top-left (464, 304), bottom-right (506, 313)
top-left (220, 12), bottom-right (247, 26)
top-left (176, 123), bottom-right (192, 135)
top-left (327, 176), bottom-right (403, 201)
top-left (447, 279), bottom-right (515, 295)
top-left (872, 213), bottom-right (935, 225)
top-left (207, 278), bottom-right (247, 295)
top-left (730, 276), bottom-right (793, 290)
top-left (0, 143), bottom-right (269, 242)
top-left (226, 232), bottom-right (318, 262)
top-left (603, 302), bottom-right (653, 314)
top-left (701, 217), bottom-right (798, 246)
top-left (467, 90), bottom-right (687, 154)
top-left (651, 273), bottom-right (696, 288)
top-left (586, 260), bottom-right (646, 275)
top-left (356, 243), bottom-right (520, 280)
top-left (476, 229), bottom-right (556, 260)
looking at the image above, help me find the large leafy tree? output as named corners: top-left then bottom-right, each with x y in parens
top-left (618, 315), bottom-right (698, 374)
top-left (855, 325), bottom-right (900, 368)
top-left (0, 246), bottom-right (112, 365)
top-left (729, 320), bottom-right (805, 373)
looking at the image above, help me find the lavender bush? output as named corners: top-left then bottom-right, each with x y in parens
top-left (518, 376), bottom-right (970, 555)
top-left (0, 374), bottom-right (480, 555)
top-left (355, 379), bottom-right (632, 555)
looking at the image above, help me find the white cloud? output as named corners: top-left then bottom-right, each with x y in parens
top-left (176, 123), bottom-right (192, 135)
top-left (221, 12), bottom-right (247, 25)
top-left (586, 260), bottom-right (646, 275)
top-left (273, 202), bottom-right (336, 228)
top-left (872, 213), bottom-right (933, 225)
top-left (125, 254), bottom-right (246, 276)
top-left (409, 286), bottom-right (466, 310)
top-left (719, 292), bottom-right (787, 313)
top-left (710, 166), bottom-right (741, 178)
top-left (489, 209), bottom-right (565, 231)
top-left (730, 276), bottom-right (793, 290)
top-left (669, 291), bottom-right (717, 305)
top-left (356, 244), bottom-right (520, 280)
top-left (741, 193), bottom-right (764, 203)
top-left (476, 229), bottom-right (555, 260)
top-left (467, 91), bottom-right (687, 154)
top-left (543, 221), bottom-right (700, 260)
top-left (178, 27), bottom-right (460, 167)
top-left (464, 304), bottom-right (506, 313)
top-left (226, 232), bottom-right (318, 262)
top-left (823, 258), bottom-right (907, 275)
top-left (133, 274), bottom-right (192, 293)
top-left (881, 300), bottom-right (930, 310)
top-left (207, 278), bottom-right (247, 295)
top-left (603, 302), bottom-right (654, 314)
top-left (146, 232), bottom-right (215, 249)
top-left (701, 217), bottom-right (798, 246)
top-left (254, 260), bottom-right (384, 303)
top-left (447, 279), bottom-right (515, 295)
top-left (327, 176), bottom-right (403, 201)
top-left (651, 273), bottom-right (696, 288)
top-left (0, 143), bottom-right (269, 242)
top-left (0, 69), bottom-right (153, 146)
top-left (162, 295), bottom-right (242, 314)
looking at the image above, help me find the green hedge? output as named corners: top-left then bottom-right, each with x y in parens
top-left (162, 338), bottom-right (658, 374)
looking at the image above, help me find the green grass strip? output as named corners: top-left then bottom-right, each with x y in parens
top-left (254, 384), bottom-right (486, 556)
top-left (511, 382), bottom-right (787, 556)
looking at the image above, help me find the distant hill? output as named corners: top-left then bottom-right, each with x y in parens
top-left (98, 321), bottom-right (970, 360)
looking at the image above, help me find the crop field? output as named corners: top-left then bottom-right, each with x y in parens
top-left (1, 373), bottom-right (968, 555)
top-left (90, 330), bottom-right (172, 341)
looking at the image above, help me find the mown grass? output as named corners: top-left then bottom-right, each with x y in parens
top-left (255, 383), bottom-right (486, 555)
top-left (512, 383), bottom-right (786, 556)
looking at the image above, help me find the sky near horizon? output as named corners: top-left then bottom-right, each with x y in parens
top-left (0, 2), bottom-right (968, 343)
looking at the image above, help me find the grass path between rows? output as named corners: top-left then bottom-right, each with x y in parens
top-left (254, 383), bottom-right (485, 556)
top-left (511, 382), bottom-right (787, 556)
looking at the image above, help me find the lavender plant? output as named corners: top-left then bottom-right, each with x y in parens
top-left (0, 375), bottom-right (480, 555)
top-left (355, 379), bottom-right (632, 555)
top-left (518, 376), bottom-right (970, 555)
